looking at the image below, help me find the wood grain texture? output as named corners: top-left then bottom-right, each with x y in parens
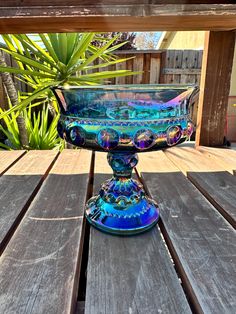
top-left (150, 53), bottom-right (161, 84)
top-left (138, 151), bottom-right (236, 314)
top-left (1, 4), bottom-right (236, 33)
top-left (164, 146), bottom-right (236, 228)
top-left (0, 150), bottom-right (58, 253)
top-left (1, 1), bottom-right (235, 6)
top-left (163, 68), bottom-right (201, 75)
top-left (195, 31), bottom-right (236, 146)
top-left (198, 146), bottom-right (236, 175)
top-left (142, 52), bottom-right (151, 84)
top-left (85, 152), bottom-right (191, 314)
top-left (164, 146), bottom-right (225, 175)
top-left (0, 150), bottom-right (25, 175)
top-left (133, 54), bottom-right (144, 84)
top-left (173, 50), bottom-right (183, 83)
top-left (0, 149), bottom-right (92, 314)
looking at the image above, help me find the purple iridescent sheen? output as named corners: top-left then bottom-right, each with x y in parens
top-left (52, 84), bottom-right (198, 235)
top-left (134, 129), bottom-right (155, 150)
top-left (70, 126), bottom-right (85, 146)
top-left (167, 126), bottom-right (182, 146)
top-left (97, 128), bottom-right (119, 150)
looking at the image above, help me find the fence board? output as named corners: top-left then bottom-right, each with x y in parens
top-left (173, 50), bottom-right (183, 83)
top-left (165, 50), bottom-right (175, 84)
top-left (115, 57), bottom-right (126, 85)
top-left (0, 49), bottom-right (202, 132)
top-left (0, 49), bottom-right (202, 102)
top-left (142, 52), bottom-right (151, 84)
top-left (133, 53), bottom-right (144, 84)
top-left (150, 53), bottom-right (161, 84)
top-left (126, 54), bottom-right (134, 84)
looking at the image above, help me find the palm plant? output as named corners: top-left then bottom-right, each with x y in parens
top-left (0, 33), bottom-right (138, 119)
top-left (0, 52), bottom-right (29, 148)
top-left (0, 102), bottom-right (64, 150)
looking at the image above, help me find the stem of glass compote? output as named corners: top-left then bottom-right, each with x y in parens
top-left (98, 152), bottom-right (145, 209)
top-left (107, 152), bottom-right (138, 179)
top-left (85, 151), bottom-right (159, 235)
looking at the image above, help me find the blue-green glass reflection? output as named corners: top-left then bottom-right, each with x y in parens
top-left (53, 84), bottom-right (198, 235)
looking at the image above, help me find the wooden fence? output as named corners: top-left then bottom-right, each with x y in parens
top-left (0, 49), bottom-right (202, 126)
top-left (92, 49), bottom-right (202, 85)
top-left (0, 50), bottom-right (203, 101)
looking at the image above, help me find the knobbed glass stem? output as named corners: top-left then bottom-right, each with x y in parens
top-left (99, 153), bottom-right (144, 209)
top-left (85, 151), bottom-right (159, 235)
top-left (107, 152), bottom-right (138, 178)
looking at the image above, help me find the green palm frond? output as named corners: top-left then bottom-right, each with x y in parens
top-left (0, 32), bottom-right (141, 119)
top-left (0, 102), bottom-right (64, 150)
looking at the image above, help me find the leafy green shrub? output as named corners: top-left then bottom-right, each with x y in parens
top-left (0, 102), bottom-right (64, 150)
top-left (0, 33), bottom-right (138, 119)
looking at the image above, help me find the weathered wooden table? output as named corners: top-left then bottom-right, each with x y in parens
top-left (0, 145), bottom-right (235, 314)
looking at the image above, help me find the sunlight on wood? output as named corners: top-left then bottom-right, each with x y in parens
top-left (164, 146), bottom-right (227, 175)
top-left (94, 152), bottom-right (112, 174)
top-left (51, 149), bottom-right (91, 174)
top-left (137, 151), bottom-right (180, 173)
top-left (198, 146), bottom-right (236, 175)
top-left (0, 151), bottom-right (25, 175)
top-left (29, 216), bottom-right (84, 221)
top-left (5, 150), bottom-right (57, 175)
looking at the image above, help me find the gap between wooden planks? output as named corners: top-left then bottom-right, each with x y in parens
top-left (164, 146), bottom-right (236, 228)
top-left (0, 150), bottom-right (26, 176)
top-left (137, 149), bottom-right (236, 314)
top-left (0, 150), bottom-right (59, 255)
top-left (85, 151), bottom-right (192, 314)
top-left (197, 146), bottom-right (236, 175)
top-left (0, 150), bottom-right (92, 314)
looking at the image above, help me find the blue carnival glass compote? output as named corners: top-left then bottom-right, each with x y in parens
top-left (53, 85), bottom-right (197, 235)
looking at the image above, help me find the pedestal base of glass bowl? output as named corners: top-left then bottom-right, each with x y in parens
top-left (85, 152), bottom-right (159, 235)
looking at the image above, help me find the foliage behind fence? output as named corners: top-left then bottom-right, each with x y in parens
top-left (90, 49), bottom-right (202, 85)
top-left (0, 49), bottom-right (203, 105)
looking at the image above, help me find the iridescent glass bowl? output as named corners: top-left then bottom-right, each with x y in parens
top-left (53, 85), bottom-right (197, 235)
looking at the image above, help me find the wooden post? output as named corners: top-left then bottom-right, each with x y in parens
top-left (195, 31), bottom-right (235, 147)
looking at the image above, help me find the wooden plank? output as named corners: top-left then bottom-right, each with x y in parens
top-left (0, 150), bottom-right (25, 175)
top-left (173, 50), bottom-right (183, 83)
top-left (1, 4), bottom-right (236, 33)
top-left (133, 53), bottom-right (144, 84)
top-left (196, 50), bottom-right (203, 84)
top-left (187, 50), bottom-right (199, 84)
top-left (180, 50), bottom-right (189, 84)
top-left (159, 50), bottom-right (167, 83)
top-left (0, 149), bottom-right (92, 314)
top-left (227, 96), bottom-right (236, 142)
top-left (116, 59), bottom-right (126, 85)
top-left (163, 68), bottom-right (201, 75)
top-left (198, 146), bottom-right (236, 175)
top-left (150, 53), bottom-right (161, 84)
top-left (180, 50), bottom-right (198, 84)
top-left (125, 54), bottom-right (134, 85)
top-left (0, 150), bottom-right (58, 254)
top-left (190, 50), bottom-right (202, 126)
top-left (114, 49), bottom-right (165, 55)
top-left (195, 31), bottom-right (236, 146)
top-left (164, 146), bottom-right (236, 228)
top-left (138, 151), bottom-right (236, 314)
top-left (2, 1), bottom-right (236, 6)
top-left (164, 146), bottom-right (225, 175)
top-left (85, 152), bottom-right (192, 314)
top-left (142, 53), bottom-right (151, 84)
top-left (165, 50), bottom-right (175, 84)
top-left (76, 301), bottom-right (85, 314)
